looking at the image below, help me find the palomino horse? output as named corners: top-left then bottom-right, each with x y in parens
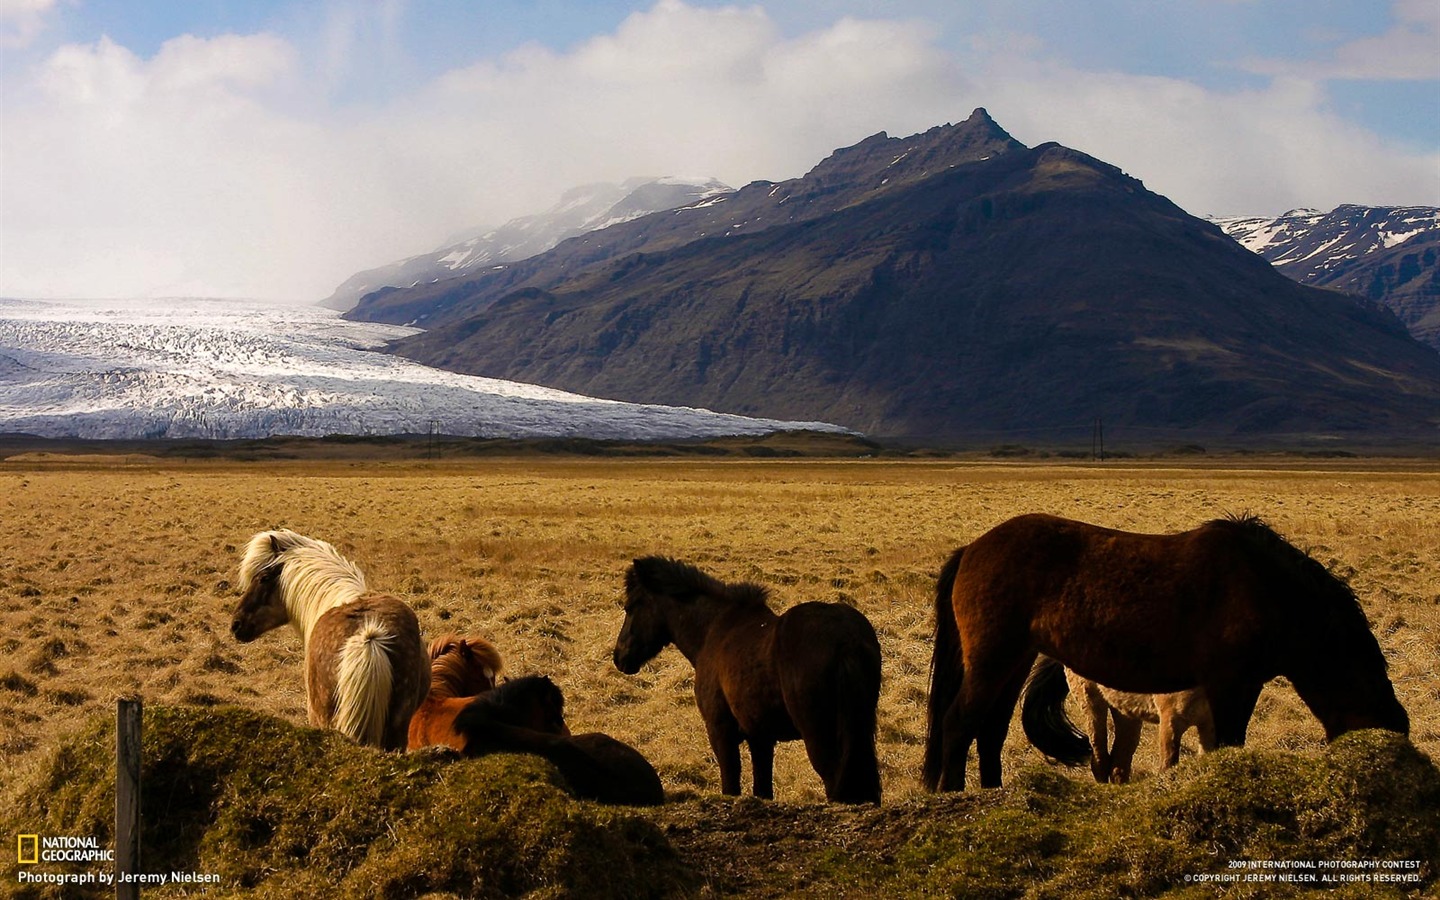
top-left (613, 556), bottom-right (882, 803)
top-left (1021, 656), bottom-right (1215, 783)
top-left (407, 633), bottom-right (505, 752)
top-left (231, 529), bottom-right (429, 751)
top-left (451, 674), bottom-right (666, 806)
top-left (925, 513), bottom-right (1408, 792)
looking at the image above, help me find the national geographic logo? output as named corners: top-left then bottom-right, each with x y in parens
top-left (13, 835), bottom-right (113, 863)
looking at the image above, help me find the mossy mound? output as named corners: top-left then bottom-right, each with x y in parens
top-left (3, 705), bottom-right (693, 899)
top-left (5, 711), bottom-right (1436, 899)
top-left (651, 731), bottom-right (1440, 898)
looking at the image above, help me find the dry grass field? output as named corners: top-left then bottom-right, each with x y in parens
top-left (2, 452), bottom-right (1438, 896)
top-left (3, 454), bottom-right (1437, 798)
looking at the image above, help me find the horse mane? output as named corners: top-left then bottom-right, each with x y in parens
top-left (237, 529), bottom-right (368, 639)
top-left (1210, 514), bottom-right (1383, 668)
top-left (427, 633), bottom-right (504, 699)
top-left (628, 556), bottom-right (770, 607)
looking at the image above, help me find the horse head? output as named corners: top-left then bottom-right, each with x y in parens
top-left (613, 557), bottom-right (695, 674)
top-left (428, 633), bottom-right (503, 696)
top-left (486, 675), bottom-right (570, 736)
top-left (230, 533), bottom-right (291, 642)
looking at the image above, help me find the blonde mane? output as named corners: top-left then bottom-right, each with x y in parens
top-left (237, 529), bottom-right (368, 642)
top-left (427, 633), bottom-right (504, 699)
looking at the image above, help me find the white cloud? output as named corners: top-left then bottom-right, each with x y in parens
top-left (1243, 0), bottom-right (1440, 80)
top-left (0, 0), bottom-right (58, 48)
top-left (1, 0), bottom-right (1436, 303)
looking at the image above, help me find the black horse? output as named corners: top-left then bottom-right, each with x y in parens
top-left (613, 556), bottom-right (882, 803)
top-left (453, 675), bottom-right (665, 806)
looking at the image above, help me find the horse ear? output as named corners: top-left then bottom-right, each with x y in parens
top-left (270, 534), bottom-right (283, 555)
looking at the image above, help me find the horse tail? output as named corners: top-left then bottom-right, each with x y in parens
top-left (923, 546), bottom-right (966, 791)
top-left (831, 640), bottom-right (882, 804)
top-left (334, 617), bottom-right (396, 747)
top-left (1020, 655), bottom-right (1090, 766)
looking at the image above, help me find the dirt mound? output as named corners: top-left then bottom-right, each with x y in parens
top-left (5, 708), bottom-right (1436, 898)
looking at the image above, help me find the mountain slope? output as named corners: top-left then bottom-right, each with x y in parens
top-left (322, 176), bottom-right (730, 313)
top-left (1211, 206), bottom-right (1440, 351)
top-left (365, 115), bottom-right (1440, 444)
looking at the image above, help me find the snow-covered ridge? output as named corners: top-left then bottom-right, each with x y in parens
top-left (1210, 205), bottom-right (1440, 273)
top-left (0, 298), bottom-right (847, 441)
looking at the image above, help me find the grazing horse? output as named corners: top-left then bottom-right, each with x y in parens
top-left (230, 529), bottom-right (429, 751)
top-left (924, 513), bottom-right (1408, 792)
top-left (407, 633), bottom-right (505, 752)
top-left (1021, 656), bottom-right (1215, 784)
top-left (453, 675), bottom-right (666, 806)
top-left (613, 556), bottom-right (882, 804)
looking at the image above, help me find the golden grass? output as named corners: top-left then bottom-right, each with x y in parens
top-left (2, 456), bottom-right (1438, 808)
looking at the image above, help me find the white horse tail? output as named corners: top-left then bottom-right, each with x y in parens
top-left (334, 617), bottom-right (396, 747)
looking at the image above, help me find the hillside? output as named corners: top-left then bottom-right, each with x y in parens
top-left (1213, 206), bottom-right (1440, 350)
top-left (354, 113), bottom-right (1440, 445)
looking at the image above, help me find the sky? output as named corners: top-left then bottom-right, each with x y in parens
top-left (1, 0), bottom-right (1437, 302)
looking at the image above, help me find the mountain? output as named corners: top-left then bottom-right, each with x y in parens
top-left (321, 176), bottom-right (731, 313)
top-left (1211, 205), bottom-right (1440, 350)
top-left (345, 112), bottom-right (1025, 329)
top-left (352, 111), bottom-right (1440, 445)
top-left (0, 298), bottom-right (844, 440)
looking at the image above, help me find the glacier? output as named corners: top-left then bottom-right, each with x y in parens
top-left (0, 298), bottom-right (848, 441)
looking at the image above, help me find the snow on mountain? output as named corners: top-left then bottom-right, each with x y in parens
top-left (0, 298), bottom-right (846, 440)
top-left (1210, 205), bottom-right (1440, 280)
top-left (1210, 204), bottom-right (1440, 350)
top-left (320, 176), bottom-right (732, 312)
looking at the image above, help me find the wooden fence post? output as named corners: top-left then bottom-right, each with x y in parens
top-left (116, 697), bottom-right (142, 900)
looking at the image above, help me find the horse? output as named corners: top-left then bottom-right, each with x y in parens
top-left (407, 633), bottom-right (505, 752)
top-left (451, 675), bottom-right (666, 806)
top-left (924, 513), bottom-right (1408, 792)
top-left (1021, 656), bottom-right (1215, 784)
top-left (613, 556), bottom-right (882, 804)
top-left (230, 529), bottom-right (429, 751)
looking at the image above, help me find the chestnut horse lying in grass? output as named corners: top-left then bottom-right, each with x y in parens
top-left (411, 636), bottom-right (664, 806)
top-left (1022, 656), bottom-right (1215, 783)
top-left (925, 513), bottom-right (1409, 792)
top-left (614, 556), bottom-right (882, 804)
top-left (231, 529), bottom-right (429, 751)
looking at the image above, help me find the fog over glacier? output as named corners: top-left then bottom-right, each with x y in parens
top-left (0, 298), bottom-right (845, 441)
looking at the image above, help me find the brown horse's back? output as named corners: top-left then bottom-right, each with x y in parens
top-left (308, 593), bottom-right (429, 750)
top-left (959, 513), bottom-right (1270, 694)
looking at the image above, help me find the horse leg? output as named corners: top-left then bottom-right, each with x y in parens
top-left (937, 694), bottom-right (978, 792)
top-left (749, 739), bottom-right (776, 800)
top-left (1157, 707), bottom-right (1183, 771)
top-left (704, 715), bottom-right (744, 796)
top-left (1108, 713), bottom-right (1142, 784)
top-left (1084, 691), bottom-right (1112, 784)
top-left (1196, 714), bottom-right (1218, 755)
top-left (976, 668), bottom-right (1029, 789)
top-left (1206, 680), bottom-right (1264, 748)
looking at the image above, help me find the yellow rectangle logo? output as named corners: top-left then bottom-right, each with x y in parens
top-left (17, 835), bottom-right (39, 864)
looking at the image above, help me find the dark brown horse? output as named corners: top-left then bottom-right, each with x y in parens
top-left (452, 675), bottom-right (665, 806)
top-left (231, 529), bottom-right (429, 751)
top-left (613, 556), bottom-right (882, 803)
top-left (924, 513), bottom-right (1408, 791)
top-left (407, 633), bottom-right (505, 752)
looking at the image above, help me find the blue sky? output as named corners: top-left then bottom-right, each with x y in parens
top-left (2, 0), bottom-right (1437, 300)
